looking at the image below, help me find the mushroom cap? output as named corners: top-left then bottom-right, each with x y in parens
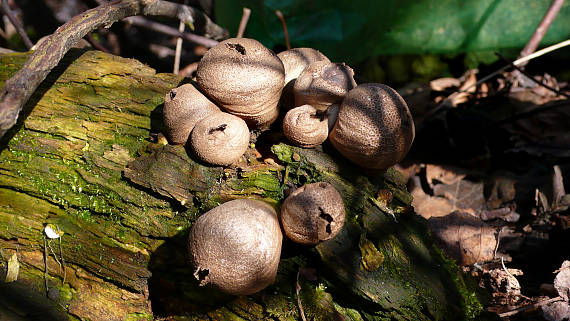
top-left (329, 83), bottom-right (415, 169)
top-left (282, 105), bottom-right (329, 148)
top-left (277, 48), bottom-right (330, 85)
top-left (188, 199), bottom-right (282, 295)
top-left (163, 83), bottom-right (220, 145)
top-left (293, 61), bottom-right (357, 111)
top-left (196, 38), bottom-right (285, 128)
top-left (190, 112), bottom-right (250, 166)
top-left (277, 48), bottom-right (330, 111)
top-left (280, 182), bottom-right (346, 245)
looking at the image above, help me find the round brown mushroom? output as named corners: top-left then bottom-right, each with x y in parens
top-left (163, 83), bottom-right (220, 145)
top-left (280, 182), bottom-right (345, 245)
top-left (188, 199), bottom-right (282, 295)
top-left (196, 38), bottom-right (285, 128)
top-left (329, 83), bottom-right (415, 170)
top-left (293, 61), bottom-right (357, 111)
top-left (277, 48), bottom-right (330, 110)
top-left (282, 105), bottom-right (329, 148)
top-left (278, 48), bottom-right (330, 85)
top-left (190, 112), bottom-right (250, 166)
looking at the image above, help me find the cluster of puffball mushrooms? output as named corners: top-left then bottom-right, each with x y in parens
top-left (163, 37), bottom-right (415, 295)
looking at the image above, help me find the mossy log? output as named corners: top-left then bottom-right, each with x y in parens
top-left (0, 49), bottom-right (483, 321)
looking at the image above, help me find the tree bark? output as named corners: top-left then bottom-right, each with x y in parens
top-left (0, 49), bottom-right (484, 321)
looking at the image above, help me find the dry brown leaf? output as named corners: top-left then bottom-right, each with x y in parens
top-left (426, 164), bottom-right (467, 187)
top-left (554, 260), bottom-right (570, 301)
top-left (430, 77), bottom-right (461, 91)
top-left (428, 211), bottom-right (498, 265)
top-left (433, 179), bottom-right (485, 215)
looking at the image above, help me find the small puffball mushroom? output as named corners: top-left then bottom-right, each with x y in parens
top-left (163, 83), bottom-right (220, 145)
top-left (196, 38), bottom-right (285, 128)
top-left (329, 83), bottom-right (415, 170)
top-left (282, 105), bottom-right (329, 148)
top-left (278, 48), bottom-right (330, 110)
top-left (188, 199), bottom-right (282, 295)
top-left (293, 61), bottom-right (357, 111)
top-left (280, 182), bottom-right (346, 245)
top-left (190, 112), bottom-right (250, 166)
top-left (278, 48), bottom-right (330, 86)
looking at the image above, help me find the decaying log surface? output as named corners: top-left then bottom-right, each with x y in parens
top-left (0, 49), bottom-right (485, 321)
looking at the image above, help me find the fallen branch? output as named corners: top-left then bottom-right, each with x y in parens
top-left (0, 0), bottom-right (227, 138)
top-left (497, 296), bottom-right (563, 318)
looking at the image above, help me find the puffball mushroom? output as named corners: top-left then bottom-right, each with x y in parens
top-left (190, 112), bottom-right (250, 166)
top-left (280, 182), bottom-right (346, 245)
top-left (196, 38), bottom-right (285, 128)
top-left (293, 61), bottom-right (357, 111)
top-left (188, 199), bottom-right (283, 295)
top-left (278, 48), bottom-right (330, 85)
top-left (163, 83), bottom-right (220, 145)
top-left (277, 48), bottom-right (330, 110)
top-left (329, 83), bottom-right (415, 170)
top-left (282, 105), bottom-right (329, 148)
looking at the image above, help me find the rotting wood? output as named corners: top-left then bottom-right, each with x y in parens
top-left (0, 49), bottom-right (485, 320)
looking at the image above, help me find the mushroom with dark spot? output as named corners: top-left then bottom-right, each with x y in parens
top-left (190, 112), bottom-right (250, 166)
top-left (329, 83), bottom-right (415, 170)
top-left (196, 37), bottom-right (285, 128)
top-left (280, 182), bottom-right (346, 245)
top-left (282, 104), bottom-right (329, 148)
top-left (277, 48), bottom-right (330, 110)
top-left (163, 83), bottom-right (220, 145)
top-left (188, 199), bottom-right (283, 295)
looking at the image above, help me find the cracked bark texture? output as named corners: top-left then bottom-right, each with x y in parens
top-left (0, 49), bottom-right (484, 321)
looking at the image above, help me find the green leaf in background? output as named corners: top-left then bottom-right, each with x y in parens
top-left (216, 0), bottom-right (570, 65)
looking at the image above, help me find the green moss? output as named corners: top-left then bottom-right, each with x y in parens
top-left (125, 312), bottom-right (153, 321)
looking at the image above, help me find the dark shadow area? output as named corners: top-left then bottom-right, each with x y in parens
top-left (147, 230), bottom-right (234, 317)
top-left (0, 279), bottom-right (69, 321)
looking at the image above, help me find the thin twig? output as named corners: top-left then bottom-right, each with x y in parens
top-left (0, 0), bottom-right (227, 138)
top-left (296, 269), bottom-right (307, 321)
top-left (275, 10), bottom-right (290, 50)
top-left (124, 16), bottom-right (219, 48)
top-left (236, 7), bottom-right (251, 38)
top-left (44, 235), bottom-right (49, 294)
top-left (174, 20), bottom-right (185, 74)
top-left (496, 53), bottom-right (570, 99)
top-left (59, 237), bottom-right (66, 284)
top-left (420, 38), bottom-right (570, 126)
top-left (497, 296), bottom-right (563, 317)
top-left (518, 0), bottom-right (565, 66)
top-left (1, 0), bottom-right (33, 49)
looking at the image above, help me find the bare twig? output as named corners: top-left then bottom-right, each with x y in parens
top-left (497, 53), bottom-right (570, 99)
top-left (296, 268), bottom-right (307, 321)
top-left (174, 20), bottom-right (185, 74)
top-left (0, 0), bottom-right (227, 138)
top-left (420, 38), bottom-right (570, 126)
top-left (497, 296), bottom-right (563, 317)
top-left (275, 10), bottom-right (290, 50)
top-left (1, 0), bottom-right (33, 49)
top-left (124, 16), bottom-right (219, 48)
top-left (236, 7), bottom-right (251, 38)
top-left (518, 0), bottom-right (565, 67)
